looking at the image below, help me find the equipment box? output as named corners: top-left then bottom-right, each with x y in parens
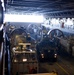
top-left (12, 50), bottom-right (39, 75)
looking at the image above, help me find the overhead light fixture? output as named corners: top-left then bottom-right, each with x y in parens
top-left (4, 14), bottom-right (44, 23)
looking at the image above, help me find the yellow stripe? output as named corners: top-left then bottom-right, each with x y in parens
top-left (56, 63), bottom-right (70, 75)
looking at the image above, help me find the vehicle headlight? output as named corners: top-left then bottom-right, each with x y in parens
top-left (54, 54), bottom-right (57, 58)
top-left (23, 58), bottom-right (27, 62)
top-left (14, 59), bottom-right (17, 62)
top-left (55, 54), bottom-right (57, 56)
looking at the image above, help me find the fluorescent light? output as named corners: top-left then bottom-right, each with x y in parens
top-left (4, 14), bottom-right (44, 23)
